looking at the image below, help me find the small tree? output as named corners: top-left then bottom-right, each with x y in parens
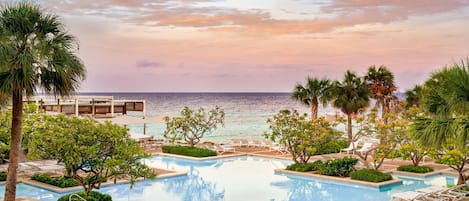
top-left (29, 116), bottom-right (155, 196)
top-left (164, 106), bottom-right (225, 148)
top-left (264, 110), bottom-right (339, 164)
top-left (436, 149), bottom-right (469, 184)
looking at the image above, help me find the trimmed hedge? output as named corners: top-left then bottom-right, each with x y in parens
top-left (350, 169), bottom-right (393, 183)
top-left (0, 171), bottom-right (6, 181)
top-left (162, 145), bottom-right (217, 157)
top-left (315, 139), bottom-right (350, 155)
top-left (58, 191), bottom-right (112, 201)
top-left (317, 157), bottom-right (358, 177)
top-left (286, 161), bottom-right (324, 172)
top-left (397, 165), bottom-right (434, 173)
top-left (31, 174), bottom-right (79, 188)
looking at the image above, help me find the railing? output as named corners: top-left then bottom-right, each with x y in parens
top-left (69, 193), bottom-right (87, 201)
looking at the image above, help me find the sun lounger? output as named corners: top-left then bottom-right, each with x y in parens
top-left (240, 139), bottom-right (250, 147)
top-left (356, 142), bottom-right (373, 155)
top-left (436, 184), bottom-right (468, 200)
top-left (391, 191), bottom-right (423, 201)
top-left (341, 141), bottom-right (358, 154)
top-left (213, 144), bottom-right (235, 154)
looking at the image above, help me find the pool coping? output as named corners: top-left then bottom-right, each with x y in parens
top-left (274, 169), bottom-right (403, 188)
top-left (15, 171), bottom-right (187, 194)
top-left (389, 169), bottom-right (452, 178)
top-left (155, 152), bottom-right (292, 161)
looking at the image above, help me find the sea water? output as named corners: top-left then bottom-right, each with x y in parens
top-left (81, 93), bottom-right (339, 142)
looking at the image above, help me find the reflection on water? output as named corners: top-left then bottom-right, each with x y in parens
top-left (0, 156), bottom-right (460, 201)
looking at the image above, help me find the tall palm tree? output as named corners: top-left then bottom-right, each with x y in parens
top-left (0, 3), bottom-right (86, 200)
top-left (332, 71), bottom-right (371, 142)
top-left (404, 85), bottom-right (422, 108)
top-left (365, 65), bottom-right (397, 121)
top-left (292, 77), bottom-right (332, 119)
top-left (411, 60), bottom-right (468, 184)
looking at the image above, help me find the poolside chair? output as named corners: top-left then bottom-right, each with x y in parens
top-left (436, 184), bottom-right (468, 201)
top-left (341, 141), bottom-right (358, 154)
top-left (391, 191), bottom-right (423, 201)
top-left (240, 139), bottom-right (250, 147)
top-left (213, 144), bottom-right (235, 154)
top-left (356, 142), bottom-right (373, 155)
top-left (261, 140), bottom-right (274, 149)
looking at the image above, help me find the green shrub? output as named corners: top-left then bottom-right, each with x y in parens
top-left (58, 191), bottom-right (112, 201)
top-left (315, 139), bottom-right (350, 155)
top-left (350, 169), bottom-right (393, 182)
top-left (31, 174), bottom-right (79, 188)
top-left (286, 161), bottom-right (324, 172)
top-left (162, 145), bottom-right (217, 157)
top-left (317, 157), bottom-right (358, 177)
top-left (397, 165), bottom-right (434, 173)
top-left (0, 171), bottom-right (6, 181)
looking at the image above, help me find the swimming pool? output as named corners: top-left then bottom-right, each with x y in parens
top-left (0, 156), bottom-right (458, 201)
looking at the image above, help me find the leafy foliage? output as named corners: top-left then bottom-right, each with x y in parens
top-left (164, 106), bottom-right (225, 148)
top-left (397, 165), bottom-right (434, 173)
top-left (58, 191), bottom-right (112, 201)
top-left (31, 174), bottom-right (79, 188)
top-left (410, 60), bottom-right (469, 184)
top-left (365, 65), bottom-right (398, 119)
top-left (286, 160), bottom-right (324, 172)
top-left (317, 157), bottom-right (358, 177)
top-left (0, 2), bottom-right (86, 199)
top-left (0, 171), bottom-right (6, 181)
top-left (28, 115), bottom-right (156, 196)
top-left (331, 70), bottom-right (371, 141)
top-left (162, 145), bottom-right (217, 157)
top-left (265, 110), bottom-right (339, 164)
top-left (315, 139), bottom-right (350, 155)
top-left (292, 77), bottom-right (332, 119)
top-left (350, 169), bottom-right (392, 182)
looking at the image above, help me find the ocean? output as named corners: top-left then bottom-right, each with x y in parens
top-left (82, 93), bottom-right (339, 143)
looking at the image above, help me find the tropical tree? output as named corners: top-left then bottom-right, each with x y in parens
top-left (331, 71), bottom-right (370, 142)
top-left (411, 60), bottom-right (469, 184)
top-left (264, 110), bottom-right (339, 163)
top-left (365, 65), bottom-right (398, 121)
top-left (164, 106), bottom-right (225, 148)
top-left (28, 116), bottom-right (156, 196)
top-left (0, 3), bottom-right (86, 200)
top-left (292, 77), bottom-right (332, 119)
top-left (404, 85), bottom-right (423, 109)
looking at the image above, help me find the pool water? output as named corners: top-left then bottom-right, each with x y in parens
top-left (0, 156), bottom-right (458, 201)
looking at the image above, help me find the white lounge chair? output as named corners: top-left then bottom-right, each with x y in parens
top-left (214, 144), bottom-right (235, 154)
top-left (436, 184), bottom-right (468, 200)
top-left (391, 191), bottom-right (423, 201)
top-left (356, 142), bottom-right (373, 155)
top-left (341, 141), bottom-right (358, 154)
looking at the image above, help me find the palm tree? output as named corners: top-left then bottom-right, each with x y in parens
top-left (365, 65), bottom-right (397, 121)
top-left (404, 85), bottom-right (422, 108)
top-left (411, 60), bottom-right (468, 184)
top-left (292, 77), bottom-right (332, 119)
top-left (332, 71), bottom-right (371, 142)
top-left (0, 3), bottom-right (86, 200)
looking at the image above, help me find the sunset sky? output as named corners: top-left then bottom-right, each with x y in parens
top-left (38, 0), bottom-right (469, 92)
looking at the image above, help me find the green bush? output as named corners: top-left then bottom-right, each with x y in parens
top-left (162, 145), bottom-right (217, 157)
top-left (58, 191), bottom-right (112, 201)
top-left (315, 139), bottom-right (350, 155)
top-left (397, 165), bottom-right (434, 173)
top-left (350, 169), bottom-right (393, 182)
top-left (317, 157), bottom-right (358, 177)
top-left (31, 174), bottom-right (79, 188)
top-left (0, 171), bottom-right (6, 181)
top-left (286, 161), bottom-right (324, 172)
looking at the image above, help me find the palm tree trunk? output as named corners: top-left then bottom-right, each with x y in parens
top-left (4, 89), bottom-right (23, 201)
top-left (347, 114), bottom-right (352, 142)
top-left (311, 103), bottom-right (318, 119)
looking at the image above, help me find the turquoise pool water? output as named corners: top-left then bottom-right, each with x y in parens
top-left (0, 156), bottom-right (458, 201)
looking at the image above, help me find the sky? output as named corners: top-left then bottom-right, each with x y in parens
top-left (33, 0), bottom-right (469, 92)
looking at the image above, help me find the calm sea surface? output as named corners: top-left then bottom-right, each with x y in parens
top-left (81, 93), bottom-right (338, 143)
